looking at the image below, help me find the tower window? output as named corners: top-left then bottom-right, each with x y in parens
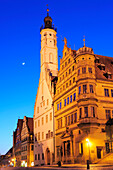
top-left (49, 53), bottom-right (53, 63)
top-left (82, 67), bottom-right (86, 74)
top-left (88, 67), bottom-right (92, 73)
top-left (83, 85), bottom-right (87, 93)
top-left (84, 107), bottom-right (88, 118)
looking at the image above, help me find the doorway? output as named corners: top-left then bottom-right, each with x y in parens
top-left (97, 148), bottom-right (101, 159)
top-left (46, 148), bottom-right (50, 165)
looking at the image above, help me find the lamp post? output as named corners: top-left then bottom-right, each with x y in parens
top-left (86, 138), bottom-right (90, 169)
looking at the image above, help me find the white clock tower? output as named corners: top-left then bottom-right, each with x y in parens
top-left (34, 8), bottom-right (58, 166)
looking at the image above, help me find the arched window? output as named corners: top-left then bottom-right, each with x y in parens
top-left (49, 53), bottom-right (53, 63)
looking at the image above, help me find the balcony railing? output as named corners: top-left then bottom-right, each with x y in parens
top-left (78, 117), bottom-right (99, 127)
top-left (40, 24), bottom-right (57, 32)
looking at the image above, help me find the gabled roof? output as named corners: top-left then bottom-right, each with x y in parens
top-left (95, 54), bottom-right (113, 81)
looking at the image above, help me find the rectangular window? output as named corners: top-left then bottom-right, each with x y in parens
top-left (79, 86), bottom-right (81, 95)
top-left (73, 77), bottom-right (75, 83)
top-left (65, 117), bottom-right (67, 126)
top-left (31, 145), bottom-right (34, 151)
top-left (50, 112), bottom-right (52, 121)
top-left (88, 67), bottom-right (92, 73)
top-left (35, 121), bottom-right (37, 128)
top-left (104, 89), bottom-right (109, 97)
top-left (83, 85), bottom-right (87, 93)
top-left (38, 132), bottom-right (40, 141)
top-left (60, 102), bottom-right (62, 109)
top-left (68, 116), bottom-right (70, 125)
top-left (73, 93), bottom-right (76, 101)
top-left (42, 132), bottom-right (44, 140)
top-left (82, 67), bottom-right (86, 74)
top-left (57, 147), bottom-right (59, 157)
top-left (64, 99), bottom-right (66, 106)
top-left (111, 90), bottom-right (113, 97)
top-left (69, 80), bottom-right (71, 85)
top-left (84, 107), bottom-right (88, 118)
top-left (112, 110), bottom-right (113, 118)
top-left (78, 69), bottom-right (80, 75)
top-left (46, 115), bottom-right (48, 123)
top-left (70, 95), bottom-right (72, 103)
top-left (91, 106), bottom-right (95, 117)
top-left (90, 85), bottom-right (94, 93)
top-left (35, 154), bottom-right (37, 160)
top-left (38, 154), bottom-right (40, 160)
top-left (79, 108), bottom-right (82, 119)
top-left (74, 112), bottom-right (77, 122)
top-left (35, 133), bottom-right (37, 142)
top-left (72, 65), bottom-right (74, 71)
top-left (66, 83), bottom-right (68, 88)
top-left (106, 110), bottom-right (111, 119)
top-left (47, 99), bottom-right (49, 105)
top-left (38, 120), bottom-right (40, 127)
top-left (42, 117), bottom-right (44, 125)
top-left (57, 104), bottom-right (59, 110)
top-left (71, 114), bottom-right (74, 124)
top-left (37, 107), bottom-right (39, 113)
top-left (67, 97), bottom-right (69, 104)
top-left (42, 153), bottom-right (44, 160)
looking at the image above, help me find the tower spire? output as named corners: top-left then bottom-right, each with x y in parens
top-left (46, 4), bottom-right (49, 16)
top-left (83, 35), bottom-right (86, 47)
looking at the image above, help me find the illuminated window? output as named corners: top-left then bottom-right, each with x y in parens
top-left (84, 107), bottom-right (88, 118)
top-left (82, 67), bottom-right (86, 74)
top-left (104, 89), bottom-right (109, 97)
top-left (90, 85), bottom-right (94, 93)
top-left (83, 85), bottom-right (87, 93)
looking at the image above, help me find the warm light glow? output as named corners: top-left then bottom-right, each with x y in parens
top-left (31, 162), bottom-right (34, 166)
top-left (86, 138), bottom-right (89, 143)
top-left (12, 159), bottom-right (14, 161)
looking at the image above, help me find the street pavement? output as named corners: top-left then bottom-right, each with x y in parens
top-left (1, 164), bottom-right (113, 170)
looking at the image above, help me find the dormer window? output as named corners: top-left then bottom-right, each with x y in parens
top-left (104, 72), bottom-right (112, 79)
top-left (98, 64), bottom-right (105, 70)
top-left (95, 57), bottom-right (99, 63)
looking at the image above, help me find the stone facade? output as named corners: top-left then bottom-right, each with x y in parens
top-left (54, 40), bottom-right (113, 164)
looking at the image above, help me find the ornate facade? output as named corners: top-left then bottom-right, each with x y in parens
top-left (54, 39), bottom-right (113, 164)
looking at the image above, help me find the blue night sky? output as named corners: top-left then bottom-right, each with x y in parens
top-left (0, 0), bottom-right (113, 155)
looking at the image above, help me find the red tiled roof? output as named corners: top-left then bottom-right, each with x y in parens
top-left (95, 54), bottom-right (113, 81)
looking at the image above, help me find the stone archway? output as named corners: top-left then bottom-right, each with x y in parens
top-left (46, 148), bottom-right (50, 165)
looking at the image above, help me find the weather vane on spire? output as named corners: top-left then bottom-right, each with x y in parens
top-left (46, 4), bottom-right (49, 15)
top-left (83, 35), bottom-right (85, 47)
